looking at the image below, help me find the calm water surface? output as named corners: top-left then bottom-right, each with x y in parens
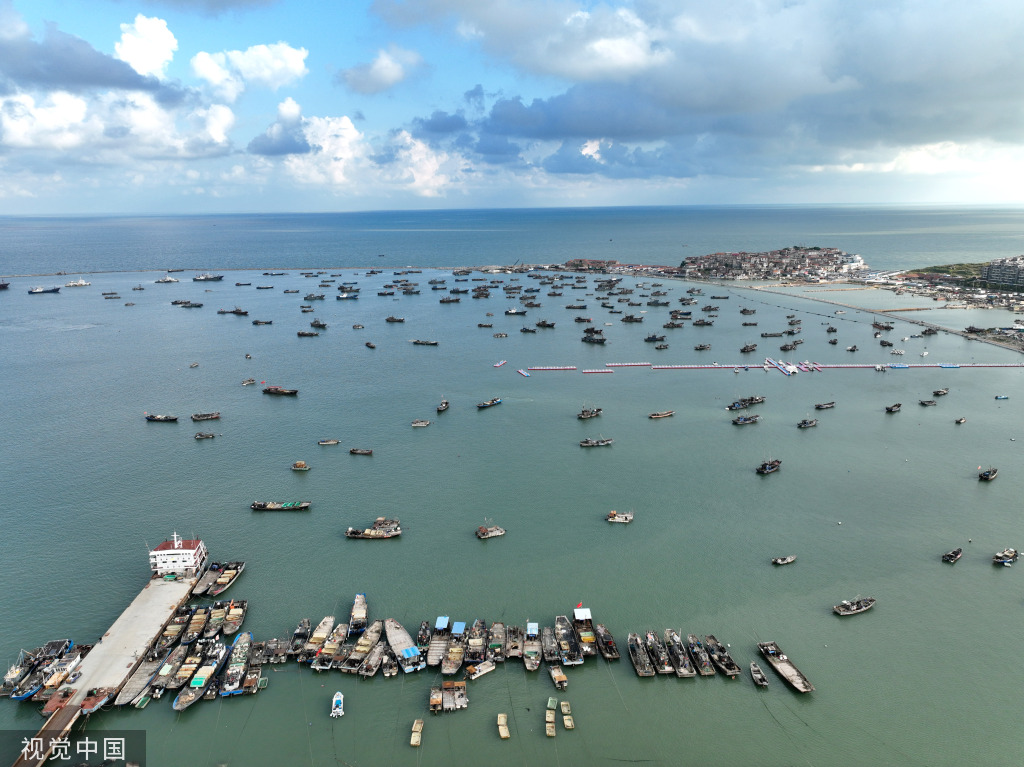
top-left (2, 207), bottom-right (1024, 767)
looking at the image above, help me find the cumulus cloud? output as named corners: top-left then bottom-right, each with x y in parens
top-left (191, 42), bottom-right (308, 102)
top-left (338, 45), bottom-right (422, 94)
top-left (115, 15), bottom-right (177, 79)
top-left (248, 96), bottom-right (311, 155)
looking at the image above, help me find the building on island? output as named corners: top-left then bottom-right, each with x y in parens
top-left (149, 532), bottom-right (208, 577)
top-left (981, 257), bottom-right (1024, 287)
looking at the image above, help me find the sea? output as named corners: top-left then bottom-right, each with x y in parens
top-left (2, 205), bottom-right (1024, 767)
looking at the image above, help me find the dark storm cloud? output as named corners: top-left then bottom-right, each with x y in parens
top-left (411, 109), bottom-right (467, 138)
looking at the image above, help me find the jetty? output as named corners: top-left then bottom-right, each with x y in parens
top-left (14, 574), bottom-right (196, 766)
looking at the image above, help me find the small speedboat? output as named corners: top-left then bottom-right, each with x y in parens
top-left (330, 691), bottom-right (344, 717)
top-left (941, 548), bottom-right (962, 564)
top-left (291, 461), bottom-right (311, 471)
top-left (771, 555), bottom-right (796, 565)
top-left (411, 419), bottom-right (431, 427)
top-left (318, 439), bottom-right (340, 446)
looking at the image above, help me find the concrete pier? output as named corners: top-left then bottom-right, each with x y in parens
top-left (13, 575), bottom-right (195, 767)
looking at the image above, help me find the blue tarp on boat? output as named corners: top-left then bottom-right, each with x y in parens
top-left (452, 621), bottom-right (466, 635)
top-left (402, 647), bottom-right (420, 659)
top-left (435, 616), bottom-right (450, 631)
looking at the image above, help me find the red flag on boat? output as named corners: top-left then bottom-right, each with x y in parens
top-left (575, 602), bottom-right (582, 609)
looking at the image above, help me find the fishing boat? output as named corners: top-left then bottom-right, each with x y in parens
top-left (595, 624), bottom-right (620, 660)
top-left (541, 626), bottom-right (558, 663)
top-left (318, 439), bottom-right (340, 445)
top-left (523, 623), bottom-right (543, 670)
top-left (181, 607), bottom-right (211, 645)
top-left (649, 410), bottom-right (675, 419)
top-left (172, 642), bottom-right (228, 711)
top-left (995, 395), bottom-right (1009, 400)
top-left (758, 641), bottom-right (814, 692)
top-left (941, 548), bottom-right (963, 564)
top-left (365, 342), bottom-right (376, 349)
top-left (385, 316), bottom-right (405, 323)
top-left (554, 616), bottom-right (583, 666)
top-left (299, 616), bottom-right (336, 662)
top-left (548, 664), bottom-right (568, 690)
top-left (441, 622), bottom-right (467, 675)
top-left (686, 635), bottom-right (715, 676)
top-left (663, 630), bottom-right (696, 677)
top-left (192, 273), bottom-right (224, 282)
top-left (580, 437), bottom-right (613, 447)
top-left (627, 633), bottom-right (655, 677)
top-left (385, 618), bottom-right (425, 673)
top-left (732, 414), bottom-right (760, 425)
top-left (577, 406), bottom-right (602, 419)
top-left (437, 399), bottom-right (449, 412)
top-left (349, 448), bottom-right (373, 455)
top-left (348, 595), bottom-right (368, 636)
top-left (704, 635), bottom-right (742, 676)
top-left (750, 662), bottom-right (769, 687)
top-left (219, 632), bottom-right (252, 696)
top-left (772, 555), bottom-right (796, 565)
top-left (155, 607), bottom-right (193, 650)
top-left (919, 399), bottom-right (937, 407)
top-left (756, 459), bottom-right (781, 475)
top-left (606, 509), bottom-right (633, 523)
top-left (979, 467), bottom-right (998, 481)
top-left (465, 620), bottom-right (489, 664)
top-left (833, 597), bottom-right (876, 616)
top-left (885, 403), bottom-right (902, 412)
top-left (340, 619), bottom-right (383, 673)
top-left (345, 517), bottom-right (401, 539)
top-left (289, 619), bottom-right (311, 655)
top-left (27, 286), bottom-right (60, 294)
top-left (330, 691), bottom-right (344, 717)
top-left (814, 402), bottom-right (835, 410)
top-left (797, 418), bottom-right (818, 428)
top-left (145, 413), bottom-right (178, 422)
top-left (194, 432), bottom-right (215, 439)
top-left (426, 617), bottom-right (450, 667)
top-left (476, 524), bottom-right (506, 539)
top-left (250, 501), bottom-right (311, 511)
top-left (262, 386), bottom-right (298, 395)
top-left (312, 623), bottom-right (349, 671)
top-left (571, 608), bottom-right (597, 657)
top-left (644, 631), bottom-right (674, 674)
top-left (207, 562), bottom-right (245, 597)
top-left (993, 548), bottom-right (1018, 566)
top-left (357, 639), bottom-right (386, 678)
top-left (505, 625), bottom-right (523, 659)
top-left (955, 417), bottom-right (966, 424)
top-left (477, 397), bottom-right (502, 408)
top-left (411, 419), bottom-right (431, 427)
top-left (191, 412), bottom-right (220, 421)
top-left (934, 388), bottom-right (949, 396)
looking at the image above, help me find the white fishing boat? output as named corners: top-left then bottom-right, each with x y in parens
top-left (330, 691), bottom-right (344, 717)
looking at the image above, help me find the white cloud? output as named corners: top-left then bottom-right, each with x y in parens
top-left (340, 45), bottom-right (422, 94)
top-left (191, 42), bottom-right (308, 102)
top-left (196, 103), bottom-right (235, 145)
top-left (115, 15), bottom-right (178, 79)
top-left (285, 115), bottom-right (365, 185)
top-left (0, 92), bottom-right (93, 149)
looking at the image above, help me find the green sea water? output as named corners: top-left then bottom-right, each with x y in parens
top-left (3, 210), bottom-right (1024, 766)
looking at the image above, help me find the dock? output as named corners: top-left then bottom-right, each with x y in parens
top-left (14, 575), bottom-right (196, 767)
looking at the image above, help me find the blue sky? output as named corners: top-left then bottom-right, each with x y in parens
top-left (2, 0), bottom-right (1023, 214)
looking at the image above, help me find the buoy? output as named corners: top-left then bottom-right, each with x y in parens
top-left (838, 522), bottom-right (842, 525)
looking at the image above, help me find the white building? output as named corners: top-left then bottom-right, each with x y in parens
top-left (149, 532), bottom-right (208, 577)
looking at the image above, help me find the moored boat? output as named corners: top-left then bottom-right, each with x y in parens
top-left (572, 608), bottom-right (597, 657)
top-left (580, 436), bottom-right (613, 447)
top-left (476, 524), bottom-right (505, 539)
top-left (814, 402), bottom-right (835, 410)
top-left (477, 397), bottom-right (502, 408)
top-left (649, 410), bottom-right (674, 419)
top-left (554, 615), bottom-right (583, 665)
top-left (797, 418), bottom-right (817, 428)
top-left (756, 459), bottom-right (781, 475)
top-left (606, 509), bottom-right (633, 523)
top-left (349, 595), bottom-right (368, 636)
top-left (577, 406), bottom-right (602, 419)
top-left (207, 562), bottom-right (244, 596)
top-left (686, 634), bottom-right (715, 676)
top-left (318, 439), bottom-right (340, 445)
top-left (219, 632), bottom-right (253, 696)
top-left (172, 642), bottom-right (228, 711)
top-left (664, 630), bottom-right (696, 677)
top-left (993, 548), bottom-right (1018, 566)
top-left (548, 664), bottom-right (568, 690)
top-left (341, 619), bottom-right (383, 673)
top-left (145, 413), bottom-right (178, 422)
top-left (627, 633), bottom-right (655, 677)
top-left (523, 623), bottom-right (543, 671)
top-left (349, 447), bottom-right (373, 455)
top-left (885, 403), bottom-right (902, 412)
top-left (385, 618), bottom-right (425, 673)
top-left (330, 691), bottom-right (344, 717)
top-left (757, 641), bottom-right (814, 692)
top-left (833, 597), bottom-right (876, 616)
top-left (289, 619), bottom-right (311, 655)
top-left (704, 635), bottom-right (742, 676)
top-left (263, 386), bottom-right (298, 395)
top-left (979, 467), bottom-right (998, 481)
top-left (772, 555), bottom-right (796, 565)
top-left (644, 631), bottom-right (674, 674)
top-left (441, 621), bottom-right (467, 675)
top-left (191, 412), bottom-right (220, 422)
top-left (942, 547), bottom-right (963, 564)
top-left (732, 414), bottom-right (760, 425)
top-left (437, 399), bottom-right (449, 412)
top-left (541, 626), bottom-right (558, 663)
top-left (750, 662), bottom-right (769, 687)
top-left (595, 624), bottom-right (620, 660)
top-left (250, 501), bottom-right (311, 511)
top-left (345, 517), bottom-right (401, 539)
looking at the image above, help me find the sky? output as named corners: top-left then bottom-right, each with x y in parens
top-left (2, 0), bottom-right (1024, 214)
